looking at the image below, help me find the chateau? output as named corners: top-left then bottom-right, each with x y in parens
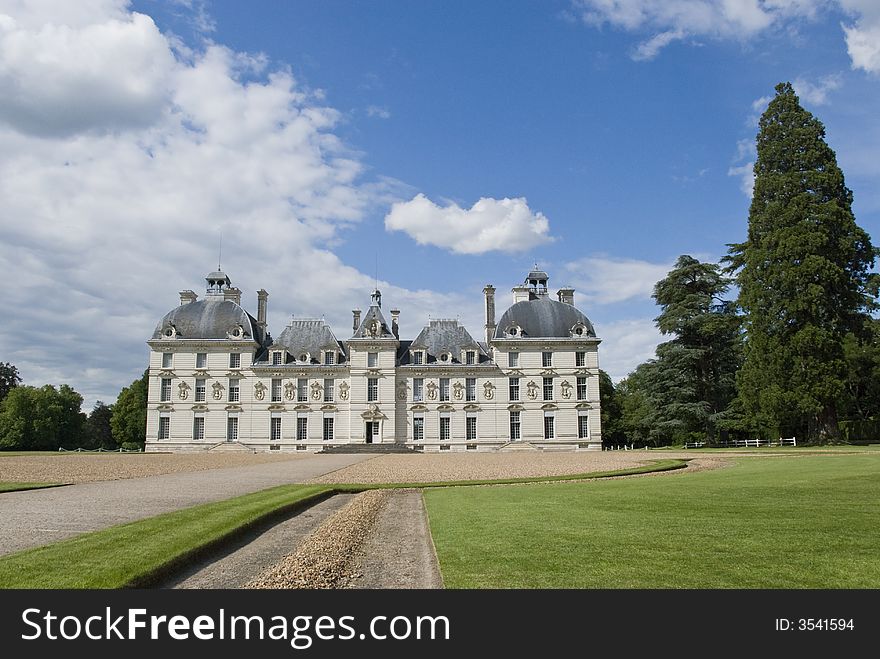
top-left (145, 267), bottom-right (602, 452)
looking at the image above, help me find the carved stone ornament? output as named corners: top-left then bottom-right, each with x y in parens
top-left (452, 381), bottom-right (464, 400)
top-left (339, 381), bottom-right (350, 401)
top-left (177, 381), bottom-right (190, 400)
top-left (560, 380), bottom-right (572, 400)
top-left (284, 381), bottom-right (295, 400)
top-left (425, 381), bottom-right (438, 401)
top-left (483, 381), bottom-right (495, 400)
top-left (254, 381), bottom-right (267, 401)
top-left (211, 381), bottom-right (224, 400)
top-left (310, 381), bottom-right (323, 400)
top-left (369, 320), bottom-right (381, 338)
top-left (396, 381), bottom-right (407, 401)
top-left (526, 380), bottom-right (539, 401)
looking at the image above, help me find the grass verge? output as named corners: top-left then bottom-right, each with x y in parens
top-left (0, 482), bottom-right (67, 493)
top-left (425, 454), bottom-right (880, 588)
top-left (0, 484), bottom-right (331, 588)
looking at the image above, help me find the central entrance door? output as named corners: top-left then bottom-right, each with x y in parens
top-left (365, 421), bottom-right (379, 444)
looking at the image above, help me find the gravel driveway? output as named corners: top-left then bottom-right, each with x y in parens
top-left (0, 454), bottom-right (372, 556)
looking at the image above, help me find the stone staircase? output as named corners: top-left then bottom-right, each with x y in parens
top-left (207, 441), bottom-right (257, 453)
top-left (318, 443), bottom-right (417, 455)
top-left (497, 441), bottom-right (541, 452)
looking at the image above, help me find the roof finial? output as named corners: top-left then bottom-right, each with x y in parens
top-left (218, 232), bottom-right (222, 271)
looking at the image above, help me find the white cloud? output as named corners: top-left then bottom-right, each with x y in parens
top-left (0, 1), bottom-right (474, 409)
top-left (564, 256), bottom-right (672, 305)
top-left (366, 105), bottom-right (391, 119)
top-left (793, 74), bottom-right (843, 105)
top-left (571, 0), bottom-right (880, 71)
top-left (728, 137), bottom-right (756, 197)
top-left (384, 193), bottom-right (554, 255)
top-left (593, 318), bottom-right (664, 382)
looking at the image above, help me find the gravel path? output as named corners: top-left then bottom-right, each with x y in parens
top-left (0, 454), bottom-right (372, 556)
top-left (246, 490), bottom-right (391, 589)
top-left (348, 489), bottom-right (443, 589)
top-left (162, 494), bottom-right (356, 589)
top-left (310, 451), bottom-right (681, 484)
top-left (0, 452), bottom-right (315, 484)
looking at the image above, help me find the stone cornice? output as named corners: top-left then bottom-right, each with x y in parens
top-left (148, 339), bottom-right (259, 350)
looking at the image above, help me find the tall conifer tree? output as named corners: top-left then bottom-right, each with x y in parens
top-left (727, 82), bottom-right (878, 443)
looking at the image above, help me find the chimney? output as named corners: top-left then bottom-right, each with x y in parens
top-left (223, 287), bottom-right (242, 305)
top-left (557, 287), bottom-right (574, 305)
top-left (257, 289), bottom-right (268, 329)
top-left (390, 309), bottom-right (400, 339)
top-left (483, 284), bottom-right (496, 346)
top-left (512, 285), bottom-right (530, 304)
top-left (352, 308), bottom-right (362, 332)
top-left (179, 290), bottom-right (197, 305)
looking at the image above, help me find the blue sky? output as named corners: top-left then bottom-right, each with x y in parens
top-left (1, 0), bottom-right (878, 409)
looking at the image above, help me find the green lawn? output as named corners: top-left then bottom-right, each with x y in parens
top-left (424, 454), bottom-right (880, 588)
top-left (0, 484), bottom-right (330, 588)
top-left (0, 482), bottom-right (66, 493)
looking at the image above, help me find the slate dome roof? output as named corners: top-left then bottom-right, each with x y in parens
top-left (494, 297), bottom-right (595, 339)
top-left (152, 298), bottom-right (258, 341)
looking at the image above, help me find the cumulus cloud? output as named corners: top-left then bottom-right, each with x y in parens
top-left (366, 105), bottom-right (391, 119)
top-left (384, 194), bottom-right (554, 255)
top-left (571, 0), bottom-right (880, 71)
top-left (793, 74), bottom-right (843, 105)
top-left (0, 0), bottom-right (473, 408)
top-left (564, 256), bottom-right (673, 305)
top-left (592, 318), bottom-right (664, 382)
top-left (728, 138), bottom-right (756, 198)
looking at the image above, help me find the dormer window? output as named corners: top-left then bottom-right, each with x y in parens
top-left (506, 324), bottom-right (522, 338)
top-left (324, 351), bottom-right (336, 366)
top-left (229, 325), bottom-right (243, 339)
top-left (466, 350), bottom-right (476, 365)
top-left (571, 322), bottom-right (588, 337)
top-left (439, 352), bottom-right (451, 363)
top-left (272, 351), bottom-right (283, 366)
top-left (412, 351), bottom-right (424, 365)
top-left (298, 352), bottom-right (310, 364)
top-left (162, 324), bottom-right (177, 339)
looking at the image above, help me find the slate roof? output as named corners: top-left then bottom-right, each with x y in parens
top-left (494, 297), bottom-right (596, 339)
top-left (352, 305), bottom-right (396, 339)
top-left (271, 320), bottom-right (346, 364)
top-left (152, 298), bottom-right (263, 343)
top-left (401, 319), bottom-right (487, 364)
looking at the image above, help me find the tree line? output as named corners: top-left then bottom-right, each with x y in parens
top-left (0, 363), bottom-right (148, 451)
top-left (601, 83), bottom-right (879, 447)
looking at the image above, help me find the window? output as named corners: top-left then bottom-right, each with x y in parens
top-left (297, 417), bottom-right (308, 441)
top-left (577, 376), bottom-right (588, 401)
top-left (412, 351), bottom-right (423, 365)
top-left (466, 350), bottom-right (475, 365)
top-left (466, 378), bottom-right (476, 401)
top-left (323, 417), bottom-right (334, 441)
top-left (196, 352), bottom-right (207, 369)
top-left (509, 377), bottom-right (520, 401)
top-left (413, 415), bottom-right (424, 441)
top-left (271, 378), bottom-right (282, 403)
top-left (576, 351), bottom-right (586, 367)
top-left (508, 351), bottom-right (519, 367)
top-left (195, 378), bottom-right (206, 402)
top-left (192, 416), bottom-right (204, 440)
top-left (270, 416), bottom-right (282, 441)
top-left (227, 416), bottom-right (238, 441)
top-left (439, 378), bottom-right (450, 402)
top-left (466, 416), bottom-right (477, 440)
top-left (229, 353), bottom-right (241, 369)
top-left (272, 351), bottom-right (283, 366)
top-left (544, 415), bottom-right (555, 440)
top-left (158, 416), bottom-right (170, 440)
top-left (509, 411), bottom-right (521, 440)
top-left (543, 377), bottom-right (553, 401)
top-left (439, 416), bottom-right (450, 441)
top-left (324, 379), bottom-right (334, 402)
top-left (297, 378), bottom-right (308, 402)
top-left (578, 414), bottom-right (590, 439)
top-left (228, 378), bottom-right (240, 402)
top-left (160, 378), bottom-right (171, 402)
top-left (368, 352), bottom-right (378, 368)
top-left (542, 352), bottom-right (552, 367)
top-left (324, 351), bottom-right (335, 365)
top-left (413, 378), bottom-right (423, 402)
top-left (367, 377), bottom-right (379, 402)
top-left (162, 353), bottom-right (172, 368)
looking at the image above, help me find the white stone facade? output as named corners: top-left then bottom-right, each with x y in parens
top-left (145, 268), bottom-right (602, 452)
